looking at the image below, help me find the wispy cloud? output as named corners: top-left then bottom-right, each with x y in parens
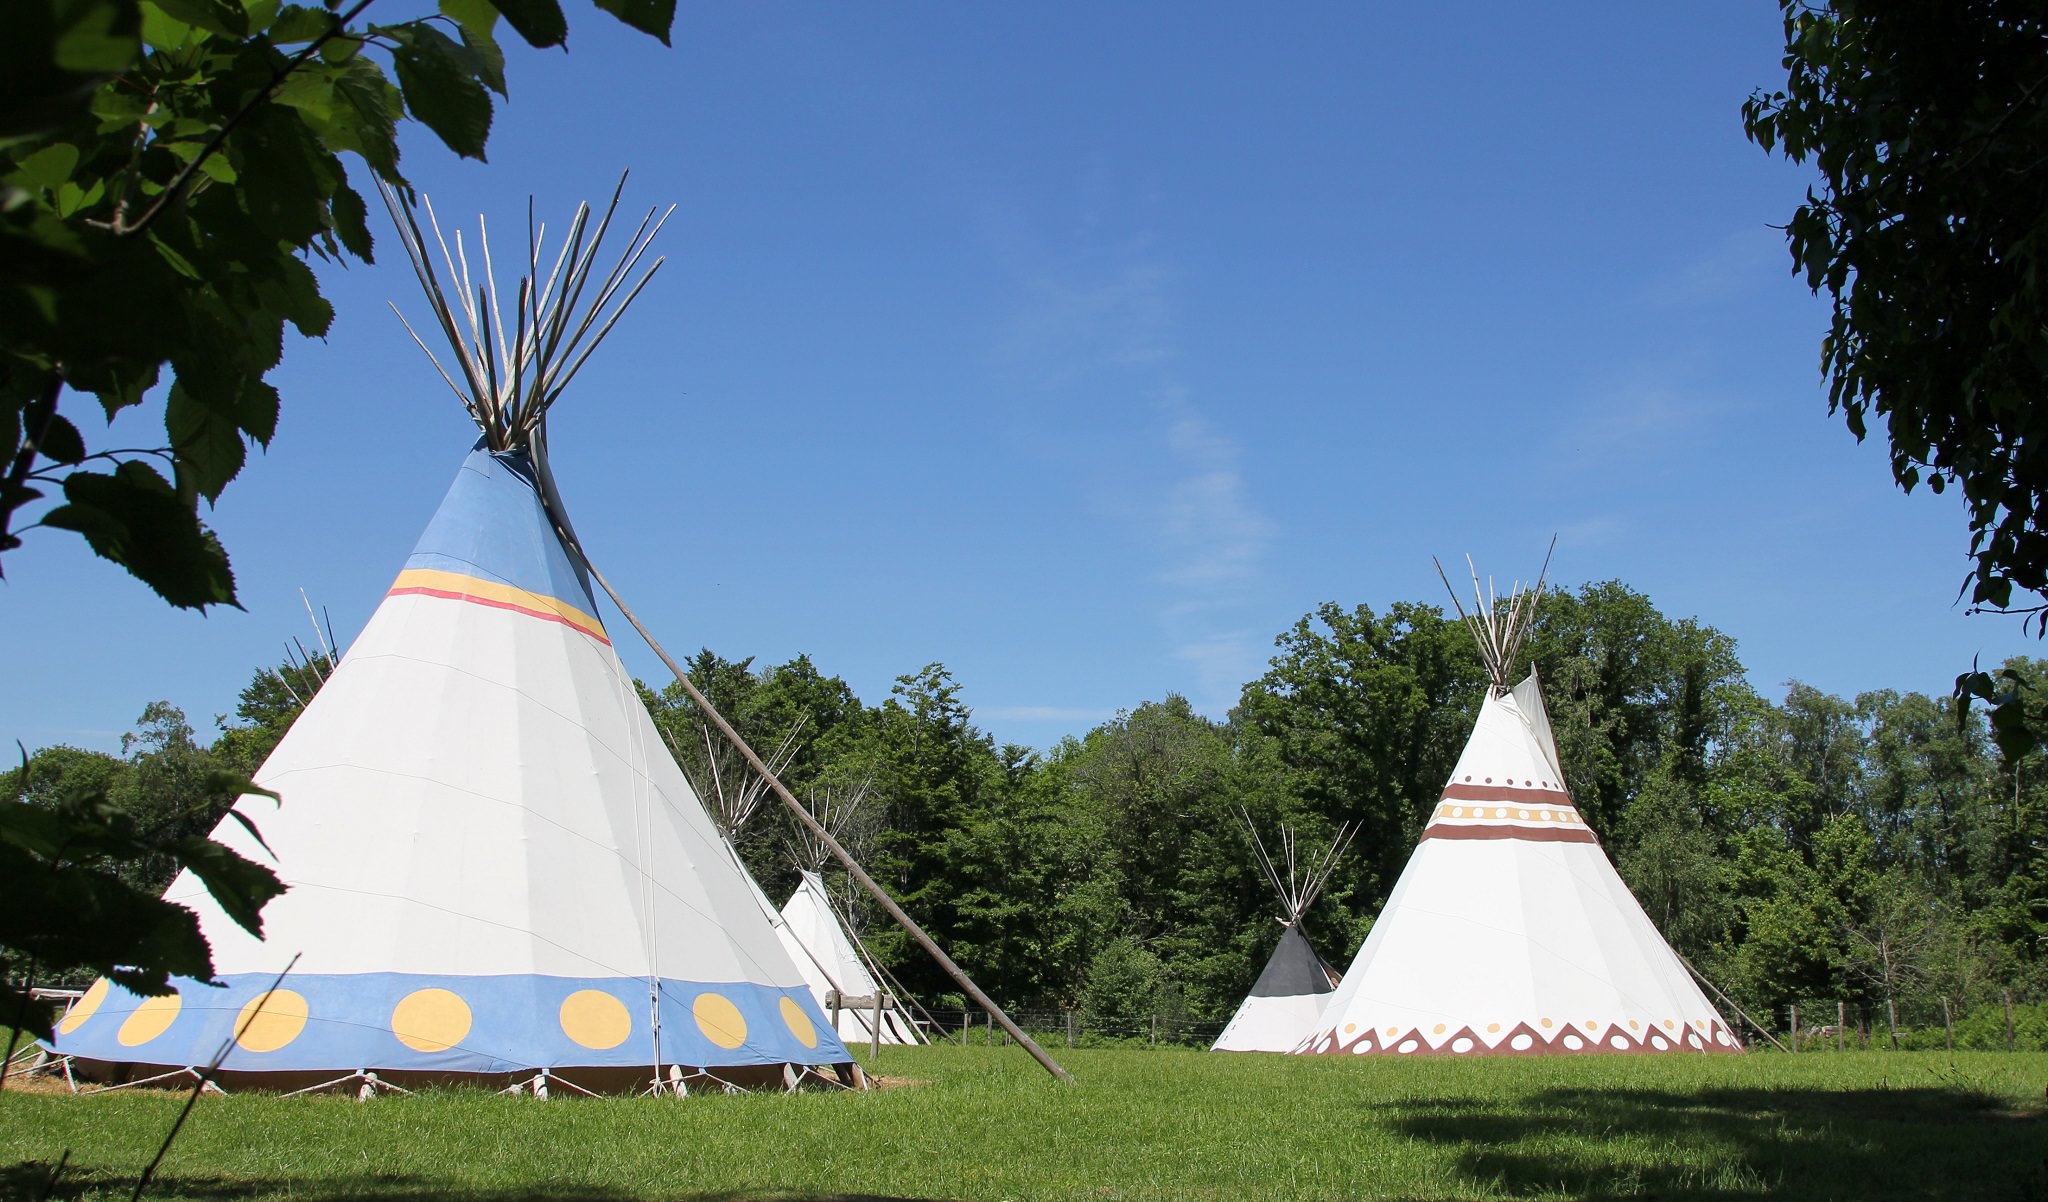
top-left (997, 258), bottom-right (1176, 387)
top-left (987, 171), bottom-right (1278, 718)
top-left (1641, 227), bottom-right (1785, 309)
top-left (1549, 382), bottom-right (1709, 477)
top-left (1154, 395), bottom-right (1278, 708)
top-left (1159, 398), bottom-right (1277, 593)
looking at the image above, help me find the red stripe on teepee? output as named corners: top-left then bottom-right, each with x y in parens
top-left (1421, 823), bottom-right (1598, 845)
top-left (390, 586), bottom-right (613, 646)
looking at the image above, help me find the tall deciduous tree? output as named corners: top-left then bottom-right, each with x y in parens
top-left (1744, 1), bottom-right (2048, 621)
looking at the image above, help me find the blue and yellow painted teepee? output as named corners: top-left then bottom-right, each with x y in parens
top-left (51, 184), bottom-right (852, 1095)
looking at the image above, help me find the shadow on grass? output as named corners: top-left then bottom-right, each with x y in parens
top-left (0, 1164), bottom-right (955, 1202)
top-left (1378, 1081), bottom-right (2048, 1201)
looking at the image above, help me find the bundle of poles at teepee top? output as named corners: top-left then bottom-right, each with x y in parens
top-left (1241, 809), bottom-right (1358, 934)
top-left (380, 179), bottom-right (1070, 1083)
top-left (1210, 813), bottom-right (1358, 1053)
top-left (1433, 538), bottom-right (1555, 691)
top-left (382, 176), bottom-right (671, 451)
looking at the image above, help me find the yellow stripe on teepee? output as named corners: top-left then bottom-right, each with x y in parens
top-left (389, 568), bottom-right (607, 642)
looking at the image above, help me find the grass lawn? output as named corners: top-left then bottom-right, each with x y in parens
top-left (3, 1047), bottom-right (2045, 1201)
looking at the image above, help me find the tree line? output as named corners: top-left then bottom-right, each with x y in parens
top-left (13, 581), bottom-right (2048, 1046)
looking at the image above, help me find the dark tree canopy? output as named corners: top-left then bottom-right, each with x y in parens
top-left (1744, 1), bottom-right (2048, 618)
top-left (1, 0), bottom-right (675, 608)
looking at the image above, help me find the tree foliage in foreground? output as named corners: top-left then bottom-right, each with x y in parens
top-left (1744, 1), bottom-right (2048, 747)
top-left (1, 0), bottom-right (675, 1044)
top-left (0, 664), bottom-right (311, 1043)
top-left (1, 0), bottom-right (673, 608)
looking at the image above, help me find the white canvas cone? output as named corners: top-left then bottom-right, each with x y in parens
top-left (52, 448), bottom-right (851, 1084)
top-left (1298, 672), bottom-right (1737, 1057)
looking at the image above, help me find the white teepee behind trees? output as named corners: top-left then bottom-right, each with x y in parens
top-left (49, 182), bottom-right (855, 1095)
top-left (686, 723), bottom-right (920, 1045)
top-left (1297, 559), bottom-right (1738, 1057)
top-left (779, 779), bottom-right (924, 1045)
top-left (1211, 815), bottom-right (1356, 1053)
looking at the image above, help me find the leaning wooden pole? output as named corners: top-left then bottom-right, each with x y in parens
top-left (556, 537), bottom-right (1074, 1083)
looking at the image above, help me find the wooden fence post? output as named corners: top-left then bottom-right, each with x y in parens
top-left (1790, 1004), bottom-right (1799, 1053)
top-left (1942, 995), bottom-right (1954, 1053)
top-left (2005, 990), bottom-right (2015, 1051)
top-left (1887, 997), bottom-right (1898, 1050)
top-left (1838, 1001), bottom-right (1846, 1052)
top-left (1066, 1011), bottom-right (1075, 1049)
top-left (961, 1012), bottom-right (969, 1048)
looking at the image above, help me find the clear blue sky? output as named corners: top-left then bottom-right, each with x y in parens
top-left (8, 3), bottom-right (2033, 756)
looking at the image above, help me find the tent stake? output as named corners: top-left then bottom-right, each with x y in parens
top-left (572, 554), bottom-right (1075, 1085)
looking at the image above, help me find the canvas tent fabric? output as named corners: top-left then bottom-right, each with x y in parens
top-left (51, 448), bottom-right (851, 1087)
top-left (1297, 672), bottom-right (1738, 1057)
top-left (778, 871), bottom-right (920, 1045)
top-left (1210, 922), bottom-right (1337, 1053)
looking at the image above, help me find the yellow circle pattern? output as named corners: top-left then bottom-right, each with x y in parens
top-left (693, 993), bottom-right (747, 1049)
top-left (559, 990), bottom-right (632, 1050)
top-left (392, 988), bottom-right (473, 1053)
top-left (117, 993), bottom-right (182, 1047)
top-left (235, 989), bottom-right (309, 1053)
top-left (57, 979), bottom-right (110, 1036)
top-left (779, 997), bottom-right (818, 1049)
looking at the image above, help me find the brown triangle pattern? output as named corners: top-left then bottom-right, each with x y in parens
top-left (1297, 1017), bottom-right (1740, 1056)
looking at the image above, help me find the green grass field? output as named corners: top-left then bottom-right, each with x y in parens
top-left (4, 1047), bottom-right (2045, 1201)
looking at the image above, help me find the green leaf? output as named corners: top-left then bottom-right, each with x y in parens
top-left (142, 0), bottom-right (248, 39)
top-left (237, 378), bottom-right (281, 445)
top-left (316, 33), bottom-right (360, 63)
top-left (0, 0), bottom-right (139, 138)
top-left (42, 460), bottom-right (239, 609)
top-left (139, 2), bottom-right (197, 51)
top-left (440, 0), bottom-right (499, 34)
top-left (486, 0), bottom-right (565, 48)
top-left (591, 0), bottom-right (674, 45)
top-left (267, 3), bottom-right (333, 43)
top-left (172, 834), bottom-right (287, 939)
top-left (389, 24), bottom-right (493, 160)
top-left (242, 0), bottom-right (281, 31)
top-left (12, 144), bottom-right (81, 190)
top-left (437, 0), bottom-right (506, 94)
top-left (329, 180), bottom-right (373, 260)
top-left (328, 58), bottom-right (403, 178)
top-left (36, 414), bottom-right (88, 465)
top-left (166, 379), bottom-right (248, 501)
top-left (50, 0), bottom-right (144, 71)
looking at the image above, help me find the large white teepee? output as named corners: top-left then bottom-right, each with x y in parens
top-left (1212, 818), bottom-right (1353, 1053)
top-left (1297, 563), bottom-right (1738, 1057)
top-left (50, 185), bottom-right (852, 1093)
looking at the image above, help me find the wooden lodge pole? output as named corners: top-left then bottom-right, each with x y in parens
top-left (573, 554), bottom-right (1075, 1085)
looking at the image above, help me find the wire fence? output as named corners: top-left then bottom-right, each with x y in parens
top-left (1766, 991), bottom-right (2048, 1053)
top-left (896, 1009), bottom-right (1228, 1050)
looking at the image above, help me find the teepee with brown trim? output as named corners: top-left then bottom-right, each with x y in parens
top-left (1296, 559), bottom-right (1737, 1057)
